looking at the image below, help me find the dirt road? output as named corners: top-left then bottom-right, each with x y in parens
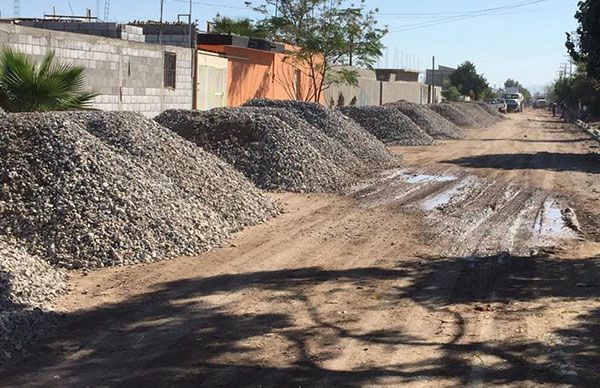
top-left (2, 110), bottom-right (600, 387)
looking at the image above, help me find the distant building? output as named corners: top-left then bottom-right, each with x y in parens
top-left (375, 68), bottom-right (420, 83)
top-left (425, 65), bottom-right (455, 88)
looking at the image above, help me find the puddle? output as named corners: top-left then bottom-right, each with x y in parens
top-left (421, 179), bottom-right (471, 211)
top-left (534, 199), bottom-right (578, 241)
top-left (405, 173), bottom-right (456, 184)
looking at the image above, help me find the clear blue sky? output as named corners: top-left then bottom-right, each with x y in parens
top-left (3, 0), bottom-right (579, 91)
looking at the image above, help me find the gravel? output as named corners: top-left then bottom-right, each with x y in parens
top-left (156, 107), bottom-right (353, 192)
top-left (427, 103), bottom-right (480, 128)
top-left (385, 101), bottom-right (464, 140)
top-left (339, 105), bottom-right (435, 146)
top-left (0, 111), bottom-right (279, 269)
top-left (450, 102), bottom-right (501, 127)
top-left (0, 237), bottom-right (65, 360)
top-left (243, 98), bottom-right (398, 168)
top-left (474, 101), bottom-right (506, 120)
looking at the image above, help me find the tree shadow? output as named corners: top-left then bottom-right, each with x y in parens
top-left (444, 152), bottom-right (600, 173)
top-left (1, 254), bottom-right (599, 386)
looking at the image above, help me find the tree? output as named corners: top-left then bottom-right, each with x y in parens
top-left (448, 61), bottom-right (489, 100)
top-left (252, 0), bottom-right (386, 102)
top-left (211, 15), bottom-right (269, 38)
top-left (0, 47), bottom-right (97, 112)
top-left (566, 0), bottom-right (600, 81)
top-left (442, 85), bottom-right (460, 101)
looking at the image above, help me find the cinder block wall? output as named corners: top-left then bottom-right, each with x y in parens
top-left (0, 24), bottom-right (192, 117)
top-left (325, 78), bottom-right (429, 108)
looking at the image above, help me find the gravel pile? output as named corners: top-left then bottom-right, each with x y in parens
top-left (339, 105), bottom-right (434, 146)
top-left (0, 111), bottom-right (278, 269)
top-left (474, 101), bottom-right (506, 120)
top-left (385, 101), bottom-right (464, 139)
top-left (0, 237), bottom-right (65, 360)
top-left (450, 102), bottom-right (501, 127)
top-left (243, 98), bottom-right (398, 168)
top-left (156, 108), bottom-right (352, 192)
top-left (428, 103), bottom-right (480, 128)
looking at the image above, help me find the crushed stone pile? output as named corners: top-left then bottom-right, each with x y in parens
top-left (243, 98), bottom-right (398, 168)
top-left (0, 237), bottom-right (66, 360)
top-left (339, 105), bottom-right (434, 146)
top-left (385, 101), bottom-right (464, 139)
top-left (0, 111), bottom-right (278, 269)
top-left (450, 102), bottom-right (501, 127)
top-left (156, 108), bottom-right (353, 192)
top-left (474, 101), bottom-right (506, 120)
top-left (428, 103), bottom-right (480, 128)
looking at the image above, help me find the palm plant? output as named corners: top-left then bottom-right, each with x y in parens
top-left (0, 47), bottom-right (98, 112)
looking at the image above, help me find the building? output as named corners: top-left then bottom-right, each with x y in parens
top-left (197, 34), bottom-right (323, 107)
top-left (325, 66), bottom-right (441, 107)
top-left (425, 65), bottom-right (456, 88)
top-left (0, 21), bottom-right (194, 117)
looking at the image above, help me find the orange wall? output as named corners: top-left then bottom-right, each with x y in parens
top-left (197, 43), bottom-right (322, 106)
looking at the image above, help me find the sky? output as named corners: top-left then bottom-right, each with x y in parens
top-left (2, 0), bottom-right (580, 91)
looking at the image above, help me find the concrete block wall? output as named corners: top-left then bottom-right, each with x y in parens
top-left (0, 24), bottom-right (192, 117)
top-left (325, 78), bottom-right (436, 107)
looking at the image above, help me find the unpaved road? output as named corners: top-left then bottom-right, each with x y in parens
top-left (2, 110), bottom-right (600, 387)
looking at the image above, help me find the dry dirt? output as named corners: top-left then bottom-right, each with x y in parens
top-left (1, 110), bottom-right (600, 387)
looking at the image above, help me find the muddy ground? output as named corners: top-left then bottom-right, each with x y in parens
top-left (1, 110), bottom-right (600, 387)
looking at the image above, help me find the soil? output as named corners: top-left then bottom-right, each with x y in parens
top-left (1, 110), bottom-right (600, 387)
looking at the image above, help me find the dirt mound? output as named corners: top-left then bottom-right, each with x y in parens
top-left (428, 103), bottom-right (480, 128)
top-left (339, 105), bottom-right (434, 146)
top-left (0, 111), bottom-right (278, 269)
top-left (243, 98), bottom-right (398, 168)
top-left (156, 108), bottom-right (353, 192)
top-left (385, 101), bottom-right (464, 139)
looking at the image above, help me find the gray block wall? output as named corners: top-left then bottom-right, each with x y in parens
top-left (0, 24), bottom-right (192, 117)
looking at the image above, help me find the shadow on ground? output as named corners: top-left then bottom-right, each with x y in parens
top-left (443, 152), bottom-right (600, 174)
top-left (1, 254), bottom-right (600, 386)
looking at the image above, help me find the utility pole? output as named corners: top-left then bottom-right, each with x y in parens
top-left (189, 0), bottom-right (193, 48)
top-left (430, 56), bottom-right (436, 104)
top-left (159, 0), bottom-right (164, 45)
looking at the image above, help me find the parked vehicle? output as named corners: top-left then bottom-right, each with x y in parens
top-left (533, 98), bottom-right (547, 109)
top-left (485, 98), bottom-right (507, 113)
top-left (503, 92), bottom-right (524, 112)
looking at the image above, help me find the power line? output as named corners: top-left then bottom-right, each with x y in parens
top-left (172, 0), bottom-right (250, 10)
top-left (380, 0), bottom-right (547, 16)
top-left (387, 0), bottom-right (550, 33)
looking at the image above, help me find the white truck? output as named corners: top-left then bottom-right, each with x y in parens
top-left (503, 87), bottom-right (524, 113)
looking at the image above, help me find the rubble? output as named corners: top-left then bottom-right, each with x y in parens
top-left (339, 105), bottom-right (435, 146)
top-left (450, 102), bottom-right (502, 127)
top-left (0, 111), bottom-right (279, 269)
top-left (385, 101), bottom-right (464, 139)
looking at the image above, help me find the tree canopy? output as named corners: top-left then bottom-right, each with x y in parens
top-left (210, 15), bottom-right (269, 38)
top-left (448, 61), bottom-right (489, 100)
top-left (566, 0), bottom-right (600, 81)
top-left (251, 0), bottom-right (387, 102)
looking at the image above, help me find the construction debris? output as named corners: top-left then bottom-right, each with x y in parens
top-left (0, 111), bottom-right (279, 269)
top-left (339, 105), bottom-right (435, 146)
top-left (385, 101), bottom-right (464, 139)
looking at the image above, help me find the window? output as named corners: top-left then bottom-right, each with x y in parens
top-left (164, 52), bottom-right (176, 89)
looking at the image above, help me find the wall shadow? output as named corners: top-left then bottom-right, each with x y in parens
top-left (444, 152), bottom-right (600, 173)
top-left (1, 254), bottom-right (599, 386)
